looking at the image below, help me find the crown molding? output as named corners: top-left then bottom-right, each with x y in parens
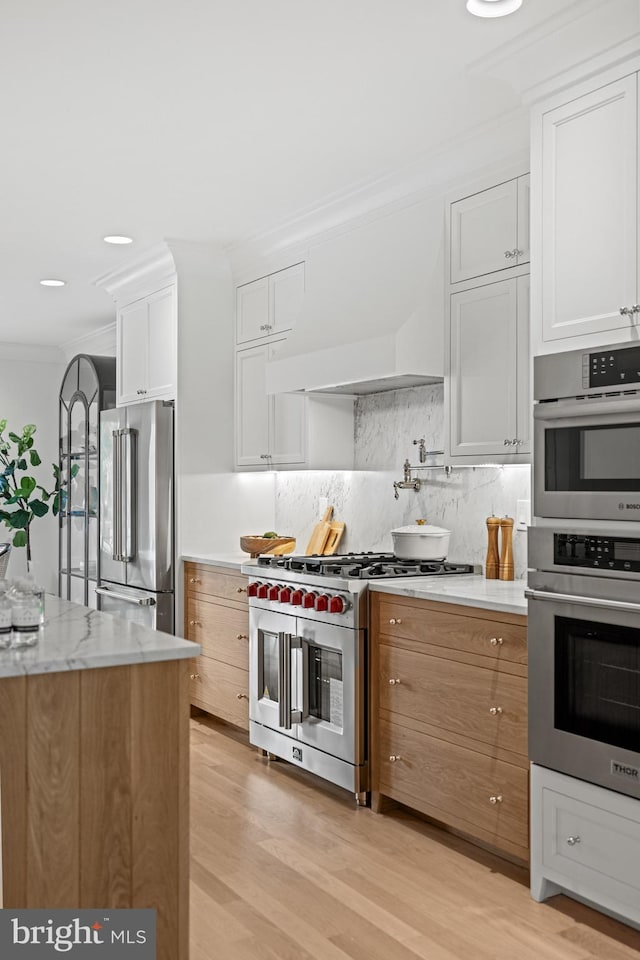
top-left (0, 341), bottom-right (66, 364)
top-left (60, 320), bottom-right (117, 362)
top-left (93, 241), bottom-right (176, 303)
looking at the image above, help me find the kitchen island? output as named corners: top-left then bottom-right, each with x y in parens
top-left (0, 596), bottom-right (197, 960)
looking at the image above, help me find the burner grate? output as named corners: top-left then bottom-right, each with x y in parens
top-left (256, 553), bottom-right (475, 580)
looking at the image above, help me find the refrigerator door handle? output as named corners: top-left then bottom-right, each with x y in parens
top-left (112, 429), bottom-right (122, 561)
top-left (95, 586), bottom-right (156, 606)
top-left (121, 427), bottom-right (137, 562)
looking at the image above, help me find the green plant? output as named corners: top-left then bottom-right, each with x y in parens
top-left (0, 421), bottom-right (67, 568)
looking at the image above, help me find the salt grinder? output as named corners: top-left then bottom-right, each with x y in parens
top-left (485, 515), bottom-right (500, 579)
top-left (499, 516), bottom-right (515, 581)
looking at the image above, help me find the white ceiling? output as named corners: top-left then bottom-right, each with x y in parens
top-left (0, 0), bottom-right (594, 346)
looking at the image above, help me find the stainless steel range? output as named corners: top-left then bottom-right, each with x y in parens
top-left (242, 553), bottom-right (475, 802)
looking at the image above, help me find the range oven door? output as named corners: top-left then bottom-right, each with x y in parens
top-left (250, 607), bottom-right (298, 734)
top-left (527, 573), bottom-right (640, 798)
top-left (534, 395), bottom-right (640, 521)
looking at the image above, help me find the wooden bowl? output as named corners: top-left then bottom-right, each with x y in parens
top-left (240, 536), bottom-right (296, 558)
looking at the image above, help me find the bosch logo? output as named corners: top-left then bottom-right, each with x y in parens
top-left (625, 504), bottom-right (640, 510)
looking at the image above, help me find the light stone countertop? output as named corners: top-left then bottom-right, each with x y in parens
top-left (0, 595), bottom-right (199, 679)
top-left (182, 554), bottom-right (247, 571)
top-left (370, 575), bottom-right (527, 617)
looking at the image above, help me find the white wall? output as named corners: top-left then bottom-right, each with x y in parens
top-left (0, 346), bottom-right (66, 590)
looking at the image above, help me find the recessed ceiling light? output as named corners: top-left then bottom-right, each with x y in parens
top-left (39, 279), bottom-right (66, 287)
top-left (103, 235), bottom-right (133, 245)
top-left (466, 0), bottom-right (523, 17)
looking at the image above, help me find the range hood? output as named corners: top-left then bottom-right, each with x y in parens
top-left (265, 202), bottom-right (444, 395)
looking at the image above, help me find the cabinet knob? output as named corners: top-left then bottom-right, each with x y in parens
top-left (236, 693), bottom-right (249, 700)
top-left (259, 323), bottom-right (273, 331)
top-left (620, 305), bottom-right (635, 316)
top-left (634, 305), bottom-right (640, 314)
top-left (489, 706), bottom-right (503, 716)
top-left (190, 673), bottom-right (201, 680)
top-left (389, 617), bottom-right (402, 625)
top-left (389, 754), bottom-right (401, 762)
top-left (489, 795), bottom-right (503, 804)
top-left (236, 587), bottom-right (246, 594)
top-left (236, 633), bottom-right (249, 640)
top-left (490, 637), bottom-right (503, 646)
top-left (504, 439), bottom-right (512, 446)
top-left (513, 249), bottom-right (523, 257)
top-left (388, 678), bottom-right (402, 685)
top-left (259, 453), bottom-right (271, 460)
top-left (566, 835), bottom-right (581, 846)
top-left (189, 577), bottom-right (201, 584)
top-left (504, 250), bottom-right (514, 259)
top-left (189, 619), bottom-right (201, 627)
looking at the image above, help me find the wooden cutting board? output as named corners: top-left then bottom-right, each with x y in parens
top-left (305, 505), bottom-right (333, 555)
top-left (323, 521), bottom-right (345, 555)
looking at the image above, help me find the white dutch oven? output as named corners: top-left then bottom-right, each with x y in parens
top-left (391, 520), bottom-right (451, 560)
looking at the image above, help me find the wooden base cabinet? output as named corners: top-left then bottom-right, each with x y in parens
top-left (184, 562), bottom-right (249, 731)
top-left (371, 592), bottom-right (529, 863)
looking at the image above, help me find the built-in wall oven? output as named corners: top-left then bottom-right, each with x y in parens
top-left (534, 341), bottom-right (640, 522)
top-left (527, 525), bottom-right (640, 799)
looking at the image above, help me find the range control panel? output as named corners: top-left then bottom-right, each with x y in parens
top-left (583, 344), bottom-right (640, 389)
top-left (554, 533), bottom-right (640, 573)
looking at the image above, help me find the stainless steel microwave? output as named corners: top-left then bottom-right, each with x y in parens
top-left (534, 342), bottom-right (640, 522)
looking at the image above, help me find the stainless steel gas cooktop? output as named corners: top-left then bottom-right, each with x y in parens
top-left (256, 552), bottom-right (476, 580)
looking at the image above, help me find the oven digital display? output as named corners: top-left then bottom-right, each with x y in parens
top-left (588, 344), bottom-right (640, 388)
top-left (554, 534), bottom-right (640, 572)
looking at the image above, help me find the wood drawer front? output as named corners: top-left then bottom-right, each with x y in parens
top-left (541, 782), bottom-right (640, 911)
top-left (379, 644), bottom-right (527, 757)
top-left (378, 599), bottom-right (526, 665)
top-left (190, 656), bottom-right (249, 730)
top-left (378, 720), bottom-right (528, 849)
top-left (185, 565), bottom-right (248, 605)
top-left (186, 598), bottom-right (249, 670)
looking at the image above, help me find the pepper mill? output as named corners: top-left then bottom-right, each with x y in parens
top-left (499, 516), bottom-right (515, 581)
top-left (485, 515), bottom-right (500, 579)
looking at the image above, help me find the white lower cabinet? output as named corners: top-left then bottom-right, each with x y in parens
top-left (448, 274), bottom-right (530, 462)
top-left (531, 764), bottom-right (640, 928)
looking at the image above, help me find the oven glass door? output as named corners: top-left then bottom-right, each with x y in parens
top-left (528, 585), bottom-right (640, 797)
top-left (296, 617), bottom-right (364, 765)
top-left (534, 399), bottom-right (640, 520)
top-left (250, 607), bottom-right (298, 734)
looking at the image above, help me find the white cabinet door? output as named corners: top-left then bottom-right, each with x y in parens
top-left (117, 299), bottom-right (148, 405)
top-left (236, 277), bottom-right (269, 344)
top-left (235, 344), bottom-right (270, 467)
top-left (450, 179), bottom-right (518, 283)
top-left (146, 285), bottom-right (177, 400)
top-left (515, 274), bottom-right (531, 456)
top-left (269, 263), bottom-right (305, 337)
top-left (541, 74), bottom-right (638, 343)
top-left (268, 342), bottom-right (305, 465)
top-left (449, 278), bottom-right (519, 459)
top-left (517, 174), bottom-right (530, 267)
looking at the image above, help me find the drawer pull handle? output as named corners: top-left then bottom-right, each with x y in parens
top-left (489, 795), bottom-right (503, 804)
top-left (490, 637), bottom-right (503, 646)
top-left (190, 673), bottom-right (201, 680)
top-left (190, 577), bottom-right (201, 584)
top-left (389, 754), bottom-right (401, 762)
top-left (189, 619), bottom-right (201, 627)
top-left (388, 678), bottom-right (402, 686)
top-left (389, 618), bottom-right (402, 625)
top-left (237, 633), bottom-right (249, 640)
top-left (489, 706), bottom-right (503, 715)
top-left (237, 587), bottom-right (247, 594)
top-left (236, 693), bottom-right (249, 700)
top-left (566, 835), bottom-right (581, 846)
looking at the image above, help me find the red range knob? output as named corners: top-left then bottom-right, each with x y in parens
top-left (247, 582), bottom-right (260, 598)
top-left (302, 592), bottom-right (317, 609)
top-left (314, 594), bottom-right (329, 612)
top-left (257, 583), bottom-right (270, 599)
top-left (329, 595), bottom-right (346, 614)
top-left (268, 585), bottom-right (281, 601)
top-left (291, 589), bottom-right (304, 606)
top-left (278, 586), bottom-right (292, 603)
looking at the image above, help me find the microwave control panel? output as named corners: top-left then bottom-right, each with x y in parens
top-left (554, 533), bottom-right (640, 572)
top-left (584, 344), bottom-right (640, 389)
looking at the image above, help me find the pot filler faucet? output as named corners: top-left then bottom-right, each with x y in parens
top-left (393, 440), bottom-right (450, 499)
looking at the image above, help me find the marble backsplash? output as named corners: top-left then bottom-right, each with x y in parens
top-left (274, 384), bottom-right (532, 578)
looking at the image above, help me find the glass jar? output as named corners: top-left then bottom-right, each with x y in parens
top-left (10, 587), bottom-right (40, 647)
top-left (0, 587), bottom-right (12, 649)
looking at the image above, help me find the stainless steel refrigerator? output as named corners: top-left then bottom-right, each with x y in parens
top-left (96, 400), bottom-right (174, 632)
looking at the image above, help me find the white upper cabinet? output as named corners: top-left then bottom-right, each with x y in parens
top-left (450, 176), bottom-right (529, 284)
top-left (236, 263), bottom-right (305, 344)
top-left (448, 275), bottom-right (530, 461)
top-left (117, 284), bottom-right (177, 405)
top-left (534, 72), bottom-right (638, 351)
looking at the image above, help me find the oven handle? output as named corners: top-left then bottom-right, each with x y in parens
top-left (277, 632), bottom-right (302, 729)
top-left (525, 588), bottom-right (640, 614)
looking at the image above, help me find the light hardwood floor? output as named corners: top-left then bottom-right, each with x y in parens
top-left (190, 715), bottom-right (640, 960)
